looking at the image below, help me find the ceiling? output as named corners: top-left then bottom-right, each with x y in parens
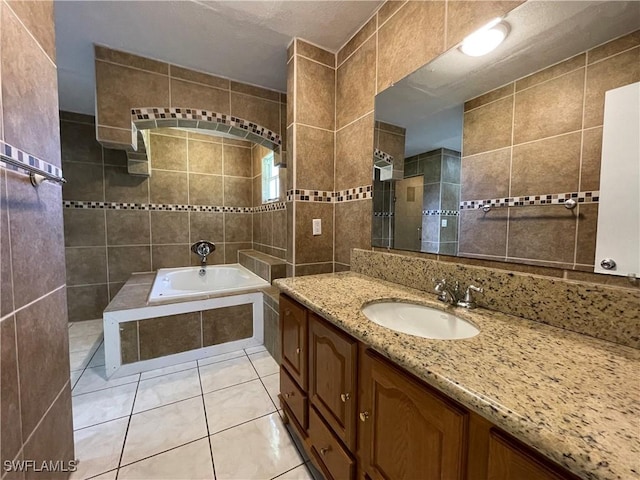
top-left (54, 0), bottom-right (383, 115)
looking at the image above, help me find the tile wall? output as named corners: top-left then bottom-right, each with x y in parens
top-left (94, 46), bottom-right (287, 152)
top-left (293, 0), bottom-right (638, 297)
top-left (459, 30), bottom-right (640, 270)
top-left (120, 304), bottom-right (253, 364)
top-left (404, 148), bottom-right (461, 255)
top-left (285, 2), bottom-right (526, 275)
top-left (0, 0), bottom-right (75, 476)
top-left (61, 115), bottom-right (286, 322)
top-left (287, 39), bottom-right (337, 276)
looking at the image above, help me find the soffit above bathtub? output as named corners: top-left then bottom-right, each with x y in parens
top-left (54, 0), bottom-right (383, 115)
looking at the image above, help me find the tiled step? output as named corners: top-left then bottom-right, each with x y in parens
top-left (239, 249), bottom-right (286, 283)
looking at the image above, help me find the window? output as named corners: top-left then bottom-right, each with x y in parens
top-left (261, 151), bottom-right (280, 203)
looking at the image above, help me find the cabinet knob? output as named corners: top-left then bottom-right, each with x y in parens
top-left (359, 411), bottom-right (369, 422)
top-left (319, 446), bottom-right (331, 456)
top-left (284, 392), bottom-right (294, 399)
top-left (295, 348), bottom-right (301, 355)
top-left (285, 309), bottom-right (291, 316)
top-left (340, 393), bottom-right (350, 402)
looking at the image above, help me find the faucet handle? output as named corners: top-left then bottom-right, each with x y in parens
top-left (459, 284), bottom-right (483, 308)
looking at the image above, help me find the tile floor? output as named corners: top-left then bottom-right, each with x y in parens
top-left (68, 319), bottom-right (314, 480)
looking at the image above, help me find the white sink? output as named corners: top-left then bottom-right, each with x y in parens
top-left (361, 302), bottom-right (480, 340)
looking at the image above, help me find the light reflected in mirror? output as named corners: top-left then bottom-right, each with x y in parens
top-left (372, 0), bottom-right (639, 272)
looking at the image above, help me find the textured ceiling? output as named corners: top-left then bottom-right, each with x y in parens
top-left (54, 0), bottom-right (383, 114)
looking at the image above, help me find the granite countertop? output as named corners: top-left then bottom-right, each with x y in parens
top-left (274, 272), bottom-right (640, 480)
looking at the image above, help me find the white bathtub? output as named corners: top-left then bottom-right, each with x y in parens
top-left (148, 264), bottom-right (270, 303)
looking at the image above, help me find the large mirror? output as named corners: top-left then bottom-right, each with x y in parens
top-left (372, 0), bottom-right (639, 272)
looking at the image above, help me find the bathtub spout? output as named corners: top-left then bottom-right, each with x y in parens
top-left (199, 258), bottom-right (207, 276)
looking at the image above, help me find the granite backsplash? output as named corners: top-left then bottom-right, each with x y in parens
top-left (351, 249), bottom-right (640, 349)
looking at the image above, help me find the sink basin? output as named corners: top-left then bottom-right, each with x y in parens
top-left (361, 302), bottom-right (480, 340)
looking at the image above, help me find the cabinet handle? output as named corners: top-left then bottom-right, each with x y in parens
top-left (295, 348), bottom-right (301, 355)
top-left (285, 309), bottom-right (291, 316)
top-left (284, 392), bottom-right (294, 398)
top-left (359, 411), bottom-right (369, 422)
top-left (340, 393), bottom-right (350, 402)
top-left (319, 446), bottom-right (331, 456)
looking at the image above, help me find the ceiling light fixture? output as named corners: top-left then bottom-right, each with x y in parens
top-left (460, 18), bottom-right (509, 57)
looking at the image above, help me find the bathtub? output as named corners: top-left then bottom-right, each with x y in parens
top-left (103, 264), bottom-right (270, 378)
top-left (148, 264), bottom-right (270, 303)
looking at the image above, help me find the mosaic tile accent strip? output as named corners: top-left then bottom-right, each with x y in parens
top-left (253, 202), bottom-right (286, 213)
top-left (460, 191), bottom-right (600, 210)
top-left (373, 148), bottom-right (394, 167)
top-left (286, 185), bottom-right (373, 203)
top-left (131, 108), bottom-right (282, 149)
top-left (374, 212), bottom-right (394, 217)
top-left (63, 201), bottom-right (269, 214)
top-left (0, 140), bottom-right (65, 184)
top-left (423, 210), bottom-right (460, 216)
top-left (335, 185), bottom-right (373, 202)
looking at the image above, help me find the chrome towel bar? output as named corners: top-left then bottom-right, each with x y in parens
top-left (0, 141), bottom-right (66, 186)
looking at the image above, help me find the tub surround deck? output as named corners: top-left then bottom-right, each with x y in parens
top-left (106, 272), bottom-right (275, 311)
top-left (274, 272), bottom-right (640, 480)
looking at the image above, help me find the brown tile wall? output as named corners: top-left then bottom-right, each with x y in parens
top-left (119, 305), bottom-right (255, 364)
top-left (460, 31), bottom-right (640, 270)
top-left (289, 39), bottom-right (336, 276)
top-left (327, 0), bottom-right (525, 269)
top-left (94, 46), bottom-right (286, 151)
top-left (0, 0), bottom-right (74, 474)
top-left (251, 143), bottom-right (287, 259)
top-left (61, 117), bottom-right (276, 321)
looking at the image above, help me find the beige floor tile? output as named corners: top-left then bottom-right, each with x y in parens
top-left (204, 379), bottom-right (275, 434)
top-left (70, 417), bottom-right (128, 480)
top-left (133, 368), bottom-right (201, 413)
top-left (198, 356), bottom-right (258, 393)
top-left (118, 438), bottom-right (214, 480)
top-left (121, 397), bottom-right (208, 466)
top-left (249, 351), bottom-right (279, 377)
top-left (210, 413), bottom-right (303, 480)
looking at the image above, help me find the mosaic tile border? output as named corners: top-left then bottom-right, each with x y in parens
top-left (0, 141), bottom-right (64, 183)
top-left (373, 148), bottom-right (394, 167)
top-left (286, 185), bottom-right (373, 203)
top-left (423, 210), bottom-right (460, 216)
top-left (131, 108), bottom-right (282, 150)
top-left (253, 202), bottom-right (286, 213)
top-left (63, 201), bottom-right (286, 213)
top-left (373, 212), bottom-right (394, 217)
top-left (460, 191), bottom-right (600, 210)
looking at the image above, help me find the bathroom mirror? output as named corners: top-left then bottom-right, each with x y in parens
top-left (372, 0), bottom-right (639, 272)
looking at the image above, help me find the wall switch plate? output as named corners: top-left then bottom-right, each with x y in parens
top-left (312, 218), bottom-right (322, 235)
top-left (441, 219), bottom-right (448, 227)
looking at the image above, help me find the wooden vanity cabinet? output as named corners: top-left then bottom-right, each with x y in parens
top-left (280, 295), bottom-right (309, 432)
top-left (280, 294), bottom-right (308, 390)
top-left (278, 294), bottom-right (578, 480)
top-left (308, 312), bottom-right (358, 451)
top-left (357, 348), bottom-right (468, 480)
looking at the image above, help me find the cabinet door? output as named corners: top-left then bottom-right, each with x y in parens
top-left (358, 349), bottom-right (468, 480)
top-left (487, 431), bottom-right (574, 480)
top-left (308, 313), bottom-right (358, 450)
top-left (280, 295), bottom-right (308, 390)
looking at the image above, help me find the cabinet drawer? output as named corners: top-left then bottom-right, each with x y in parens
top-left (280, 366), bottom-right (308, 430)
top-left (280, 295), bottom-right (308, 390)
top-left (309, 407), bottom-right (355, 480)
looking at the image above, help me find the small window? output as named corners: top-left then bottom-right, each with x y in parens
top-left (261, 152), bottom-right (280, 203)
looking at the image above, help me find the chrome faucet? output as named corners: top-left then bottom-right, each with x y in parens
top-left (434, 279), bottom-right (483, 309)
top-left (191, 240), bottom-right (216, 276)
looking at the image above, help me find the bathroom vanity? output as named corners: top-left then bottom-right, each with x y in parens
top-left (274, 273), bottom-right (639, 480)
